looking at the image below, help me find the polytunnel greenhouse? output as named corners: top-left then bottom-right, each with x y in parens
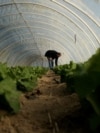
top-left (0, 0), bottom-right (100, 67)
top-left (0, 1), bottom-right (100, 133)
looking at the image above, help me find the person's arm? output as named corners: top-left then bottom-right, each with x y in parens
top-left (55, 57), bottom-right (58, 66)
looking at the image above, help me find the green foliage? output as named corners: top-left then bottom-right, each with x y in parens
top-left (0, 63), bottom-right (8, 80)
top-left (5, 90), bottom-right (21, 114)
top-left (0, 64), bottom-right (48, 113)
top-left (89, 113), bottom-right (100, 132)
top-left (17, 77), bottom-right (37, 92)
top-left (0, 77), bottom-right (21, 113)
top-left (53, 48), bottom-right (100, 132)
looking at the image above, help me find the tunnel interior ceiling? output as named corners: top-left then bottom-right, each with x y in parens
top-left (0, 0), bottom-right (100, 66)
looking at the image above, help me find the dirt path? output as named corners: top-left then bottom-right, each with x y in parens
top-left (0, 70), bottom-right (89, 133)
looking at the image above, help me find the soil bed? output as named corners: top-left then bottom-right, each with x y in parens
top-left (0, 70), bottom-right (90, 133)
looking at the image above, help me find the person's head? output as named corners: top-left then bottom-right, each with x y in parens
top-left (57, 52), bottom-right (61, 57)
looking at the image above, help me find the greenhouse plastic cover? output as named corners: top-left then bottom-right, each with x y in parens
top-left (0, 0), bottom-right (100, 67)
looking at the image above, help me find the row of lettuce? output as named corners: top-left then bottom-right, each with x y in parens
top-left (0, 64), bottom-right (48, 113)
top-left (53, 48), bottom-right (100, 132)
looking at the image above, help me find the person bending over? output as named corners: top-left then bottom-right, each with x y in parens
top-left (45, 50), bottom-right (61, 69)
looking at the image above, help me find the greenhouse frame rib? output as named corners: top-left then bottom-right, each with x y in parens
top-left (0, 0), bottom-right (100, 66)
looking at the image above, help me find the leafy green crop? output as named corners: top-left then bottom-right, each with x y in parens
top-left (17, 76), bottom-right (37, 92)
top-left (0, 77), bottom-right (21, 113)
top-left (53, 48), bottom-right (100, 132)
top-left (0, 64), bottom-right (48, 113)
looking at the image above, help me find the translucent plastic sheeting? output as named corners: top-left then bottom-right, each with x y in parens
top-left (0, 0), bottom-right (100, 66)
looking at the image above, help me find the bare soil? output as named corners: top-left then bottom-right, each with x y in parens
top-left (0, 70), bottom-right (90, 133)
